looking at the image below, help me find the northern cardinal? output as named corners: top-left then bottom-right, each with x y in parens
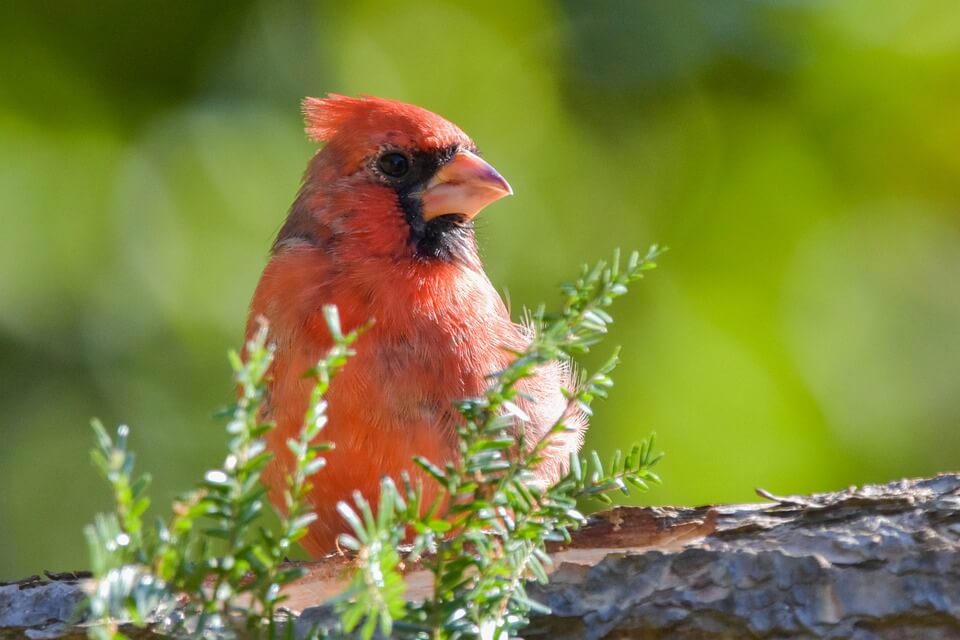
top-left (246, 95), bottom-right (584, 556)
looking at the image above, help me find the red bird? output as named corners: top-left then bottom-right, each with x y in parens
top-left (246, 95), bottom-right (584, 556)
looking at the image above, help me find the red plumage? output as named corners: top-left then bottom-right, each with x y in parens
top-left (245, 95), bottom-right (584, 556)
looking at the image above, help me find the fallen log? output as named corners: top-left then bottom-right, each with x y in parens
top-left (3, 474), bottom-right (958, 638)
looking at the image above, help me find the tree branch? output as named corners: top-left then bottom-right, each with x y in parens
top-left (3, 474), bottom-right (958, 638)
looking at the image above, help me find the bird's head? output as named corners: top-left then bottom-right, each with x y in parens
top-left (277, 95), bottom-right (512, 265)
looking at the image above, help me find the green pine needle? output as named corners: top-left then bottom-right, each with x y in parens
top-left (84, 247), bottom-right (664, 640)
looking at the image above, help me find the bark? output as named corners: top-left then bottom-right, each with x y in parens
top-left (2, 474), bottom-right (958, 639)
top-left (523, 473), bottom-right (960, 639)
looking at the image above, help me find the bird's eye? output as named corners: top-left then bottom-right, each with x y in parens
top-left (377, 152), bottom-right (410, 178)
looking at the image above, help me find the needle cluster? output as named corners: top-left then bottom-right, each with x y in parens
top-left (84, 247), bottom-right (663, 640)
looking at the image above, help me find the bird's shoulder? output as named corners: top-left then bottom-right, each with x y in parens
top-left (246, 245), bottom-right (342, 347)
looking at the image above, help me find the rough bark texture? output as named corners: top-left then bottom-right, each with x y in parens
top-left (2, 474), bottom-right (958, 639)
top-left (524, 473), bottom-right (960, 639)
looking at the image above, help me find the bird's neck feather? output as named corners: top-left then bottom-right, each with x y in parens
top-left (254, 243), bottom-right (510, 347)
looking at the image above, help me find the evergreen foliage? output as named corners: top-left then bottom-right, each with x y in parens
top-left (85, 247), bottom-right (663, 639)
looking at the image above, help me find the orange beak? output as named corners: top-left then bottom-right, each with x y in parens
top-left (420, 150), bottom-right (513, 222)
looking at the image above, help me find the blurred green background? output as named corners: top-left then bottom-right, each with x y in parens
top-left (2, 0), bottom-right (959, 578)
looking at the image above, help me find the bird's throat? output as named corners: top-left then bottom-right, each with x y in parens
top-left (408, 214), bottom-right (478, 264)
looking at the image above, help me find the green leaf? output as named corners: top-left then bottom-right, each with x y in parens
top-left (84, 251), bottom-right (664, 640)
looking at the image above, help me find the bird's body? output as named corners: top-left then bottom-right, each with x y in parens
top-left (246, 96), bottom-right (584, 556)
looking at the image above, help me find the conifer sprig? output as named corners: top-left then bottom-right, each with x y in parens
top-left (336, 246), bottom-right (664, 639)
top-left (85, 247), bottom-right (663, 640)
top-left (85, 308), bottom-right (362, 639)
